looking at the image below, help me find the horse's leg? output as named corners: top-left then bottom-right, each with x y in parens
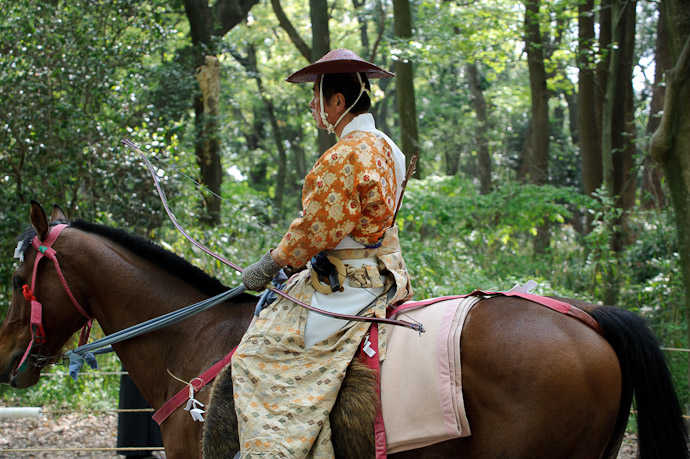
top-left (425, 297), bottom-right (622, 458)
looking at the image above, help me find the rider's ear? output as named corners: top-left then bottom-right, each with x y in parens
top-left (336, 93), bottom-right (346, 109)
top-left (30, 200), bottom-right (49, 241)
top-left (50, 204), bottom-right (68, 223)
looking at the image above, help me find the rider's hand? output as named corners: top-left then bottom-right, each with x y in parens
top-left (242, 251), bottom-right (282, 291)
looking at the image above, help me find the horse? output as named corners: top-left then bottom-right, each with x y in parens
top-left (0, 201), bottom-right (687, 458)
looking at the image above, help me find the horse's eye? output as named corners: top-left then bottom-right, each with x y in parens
top-left (12, 277), bottom-right (25, 291)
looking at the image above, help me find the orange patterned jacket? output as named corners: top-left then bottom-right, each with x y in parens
top-left (273, 130), bottom-right (398, 268)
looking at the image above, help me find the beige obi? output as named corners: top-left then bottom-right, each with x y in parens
top-left (304, 226), bottom-right (412, 349)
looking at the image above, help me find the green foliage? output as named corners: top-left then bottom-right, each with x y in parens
top-left (0, 0), bottom-right (180, 315)
top-left (398, 175), bottom-right (594, 296)
top-left (397, 175), bottom-right (683, 311)
top-left (411, 0), bottom-right (531, 178)
top-left (618, 210), bottom-right (688, 405)
top-left (395, 175), bottom-right (688, 407)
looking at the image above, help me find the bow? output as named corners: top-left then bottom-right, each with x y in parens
top-left (122, 138), bottom-right (423, 332)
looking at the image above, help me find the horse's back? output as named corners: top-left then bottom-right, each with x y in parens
top-left (454, 296), bottom-right (621, 458)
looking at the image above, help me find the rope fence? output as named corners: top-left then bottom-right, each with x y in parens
top-left (0, 447), bottom-right (164, 453)
top-left (0, 407), bottom-right (153, 418)
top-left (661, 347), bottom-right (690, 353)
top-left (39, 371), bottom-right (130, 376)
top-left (0, 370), bottom-right (164, 455)
top-left (48, 408), bottom-right (154, 414)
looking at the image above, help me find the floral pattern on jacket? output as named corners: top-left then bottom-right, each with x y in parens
top-left (273, 130), bottom-right (398, 268)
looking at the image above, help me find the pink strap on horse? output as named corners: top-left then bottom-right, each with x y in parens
top-left (17, 224), bottom-right (94, 372)
top-left (359, 324), bottom-right (387, 459)
top-left (153, 347), bottom-right (238, 425)
top-left (391, 290), bottom-right (603, 335)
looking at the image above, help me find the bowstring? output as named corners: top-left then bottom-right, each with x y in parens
top-left (130, 142), bottom-right (423, 330)
top-left (144, 147), bottom-right (283, 240)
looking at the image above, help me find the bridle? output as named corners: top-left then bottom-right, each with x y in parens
top-left (16, 224), bottom-right (93, 372)
top-left (122, 138), bottom-right (424, 333)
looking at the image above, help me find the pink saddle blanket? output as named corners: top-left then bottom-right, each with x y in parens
top-left (378, 290), bottom-right (599, 453)
top-left (380, 295), bottom-right (481, 453)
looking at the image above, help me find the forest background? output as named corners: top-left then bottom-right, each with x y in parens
top-left (1, 0), bottom-right (690, 422)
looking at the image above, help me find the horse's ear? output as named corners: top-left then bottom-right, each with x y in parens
top-left (50, 204), bottom-right (68, 223)
top-left (30, 200), bottom-right (50, 241)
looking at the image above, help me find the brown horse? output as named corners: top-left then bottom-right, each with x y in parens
top-left (0, 201), bottom-right (687, 458)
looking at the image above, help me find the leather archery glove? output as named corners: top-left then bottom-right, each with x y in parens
top-left (242, 251), bottom-right (282, 291)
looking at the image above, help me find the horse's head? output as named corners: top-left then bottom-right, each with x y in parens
top-left (0, 201), bottom-right (91, 388)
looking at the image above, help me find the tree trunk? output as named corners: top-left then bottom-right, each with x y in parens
top-left (183, 0), bottom-right (258, 226)
top-left (596, 0), bottom-right (611, 189)
top-left (271, 0), bottom-right (311, 61)
top-left (311, 0), bottom-right (335, 154)
top-left (577, 0), bottom-right (601, 218)
top-left (523, 0), bottom-right (550, 253)
top-left (444, 148), bottom-right (461, 176)
top-left (517, 119), bottom-right (532, 183)
top-left (270, 0), bottom-right (333, 153)
top-left (372, 76), bottom-right (394, 138)
top-left (194, 56), bottom-right (222, 225)
top-left (591, 0), bottom-right (637, 304)
top-left (642, 5), bottom-right (670, 209)
top-left (599, 0), bottom-right (637, 223)
top-left (562, 87), bottom-right (579, 146)
top-left (352, 0), bottom-right (370, 56)
top-left (650, 0), bottom-right (690, 387)
top-left (523, 0), bottom-right (549, 186)
top-left (611, 0), bottom-right (637, 250)
top-left (466, 63), bottom-right (492, 194)
top-left (600, 1), bottom-right (621, 202)
top-left (393, 0), bottom-right (421, 175)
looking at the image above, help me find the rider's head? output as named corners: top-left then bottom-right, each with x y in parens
top-left (286, 49), bottom-right (393, 134)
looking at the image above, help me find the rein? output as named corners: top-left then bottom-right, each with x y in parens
top-left (61, 286), bottom-right (246, 380)
top-left (122, 138), bottom-right (423, 333)
top-left (17, 224), bottom-right (94, 372)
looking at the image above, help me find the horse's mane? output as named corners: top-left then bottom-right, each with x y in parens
top-left (70, 219), bottom-right (236, 296)
top-left (19, 220), bottom-right (246, 298)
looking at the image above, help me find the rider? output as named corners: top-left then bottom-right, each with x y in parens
top-left (234, 48), bottom-right (413, 458)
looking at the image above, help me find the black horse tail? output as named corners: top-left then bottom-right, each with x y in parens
top-left (589, 305), bottom-right (689, 459)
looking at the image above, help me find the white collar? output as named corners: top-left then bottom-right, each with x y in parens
top-left (339, 113), bottom-right (376, 138)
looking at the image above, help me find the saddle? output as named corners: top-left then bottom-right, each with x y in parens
top-left (368, 287), bottom-right (602, 455)
top-left (366, 295), bottom-right (479, 455)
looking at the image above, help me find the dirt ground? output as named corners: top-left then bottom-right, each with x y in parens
top-left (0, 411), bottom-right (164, 459)
top-left (0, 409), bottom-right (639, 458)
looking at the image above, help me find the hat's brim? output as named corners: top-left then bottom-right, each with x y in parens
top-left (286, 59), bottom-right (394, 83)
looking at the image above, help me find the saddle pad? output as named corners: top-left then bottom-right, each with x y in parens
top-left (380, 296), bottom-right (480, 453)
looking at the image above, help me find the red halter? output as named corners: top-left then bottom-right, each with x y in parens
top-left (17, 224), bottom-right (93, 372)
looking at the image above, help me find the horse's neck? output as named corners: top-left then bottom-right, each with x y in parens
top-left (77, 234), bottom-right (250, 407)
top-left (83, 239), bottom-right (203, 333)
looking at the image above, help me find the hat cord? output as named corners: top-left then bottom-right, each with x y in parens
top-left (319, 73), bottom-right (369, 135)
